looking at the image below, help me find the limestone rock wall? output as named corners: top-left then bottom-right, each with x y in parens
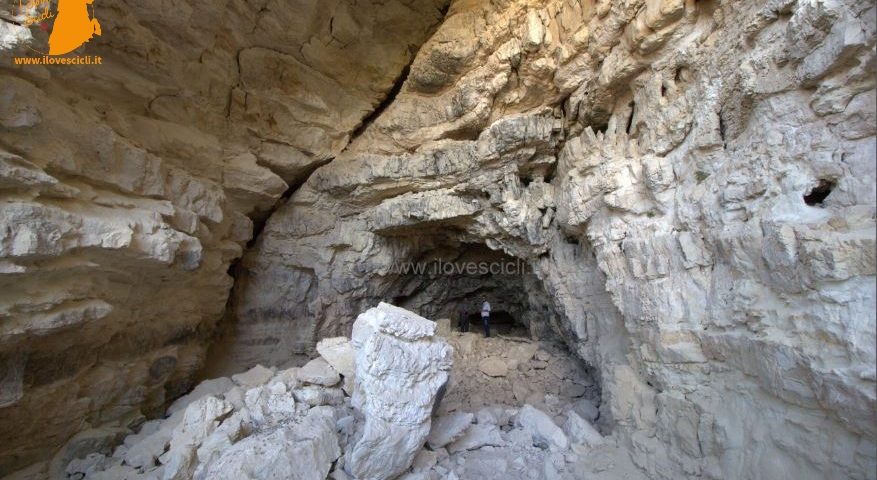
top-left (0, 0), bottom-right (874, 478)
top-left (0, 0), bottom-right (448, 474)
top-left (233, 0), bottom-right (877, 479)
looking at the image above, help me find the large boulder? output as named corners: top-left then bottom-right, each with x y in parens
top-left (515, 404), bottom-right (569, 452)
top-left (316, 337), bottom-right (356, 378)
top-left (162, 396), bottom-right (235, 480)
top-left (297, 357), bottom-right (341, 387)
top-left (426, 412), bottom-right (474, 449)
top-left (345, 303), bottom-right (453, 480)
top-left (195, 406), bottom-right (340, 480)
top-left (231, 365), bottom-right (275, 389)
top-left (563, 411), bottom-right (603, 447)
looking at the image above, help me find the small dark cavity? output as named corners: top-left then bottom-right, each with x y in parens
top-left (804, 179), bottom-right (836, 206)
top-left (625, 101), bottom-right (635, 135)
top-left (519, 174), bottom-right (532, 187)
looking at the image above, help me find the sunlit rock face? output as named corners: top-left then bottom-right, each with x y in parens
top-left (0, 0), bottom-right (447, 473)
top-left (0, 0), bottom-right (875, 478)
top-left (345, 303), bottom-right (452, 480)
top-left (232, 1), bottom-right (877, 479)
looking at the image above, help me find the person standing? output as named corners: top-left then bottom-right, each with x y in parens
top-left (481, 298), bottom-right (491, 337)
top-left (457, 307), bottom-right (469, 332)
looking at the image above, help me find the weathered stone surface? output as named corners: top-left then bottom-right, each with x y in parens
top-left (0, 0), bottom-right (450, 472)
top-left (168, 378), bottom-right (236, 416)
top-left (346, 303), bottom-right (453, 480)
top-left (426, 412), bottom-right (474, 449)
top-left (435, 318), bottom-right (452, 337)
top-left (196, 406), bottom-right (340, 480)
top-left (446, 423), bottom-right (505, 453)
top-left (162, 396), bottom-right (234, 480)
top-left (244, 382), bottom-right (297, 427)
top-left (229, 2), bottom-right (877, 479)
top-left (516, 405), bottom-right (569, 452)
top-left (562, 411), bottom-right (603, 447)
top-left (478, 357), bottom-right (509, 377)
top-left (316, 337), bottom-right (356, 379)
top-left (0, 1), bottom-right (875, 479)
top-left (66, 355), bottom-right (341, 480)
top-left (571, 399), bottom-right (599, 424)
top-left (293, 386), bottom-right (345, 407)
top-left (231, 365), bottom-right (275, 389)
top-left (297, 358), bottom-right (341, 387)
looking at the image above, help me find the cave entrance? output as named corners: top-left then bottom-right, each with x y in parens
top-left (462, 310), bottom-right (523, 336)
top-left (374, 237), bottom-right (558, 340)
top-left (368, 235), bottom-right (607, 428)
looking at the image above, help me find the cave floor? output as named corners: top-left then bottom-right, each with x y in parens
top-left (438, 332), bottom-right (601, 418)
top-left (429, 332), bottom-right (648, 480)
top-left (59, 332), bottom-right (648, 480)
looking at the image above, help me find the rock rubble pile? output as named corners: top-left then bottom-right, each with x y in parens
top-left (59, 304), bottom-right (643, 480)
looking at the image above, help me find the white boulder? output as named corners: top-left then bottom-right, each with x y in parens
top-left (195, 406), bottom-right (340, 480)
top-left (297, 357), bottom-right (341, 387)
top-left (426, 412), bottom-right (474, 449)
top-left (563, 411), bottom-right (603, 447)
top-left (316, 337), bottom-right (356, 378)
top-left (346, 303), bottom-right (453, 480)
top-left (516, 404), bottom-right (569, 452)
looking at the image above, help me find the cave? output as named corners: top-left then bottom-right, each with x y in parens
top-left (377, 239), bottom-right (551, 338)
top-left (0, 1), bottom-right (874, 479)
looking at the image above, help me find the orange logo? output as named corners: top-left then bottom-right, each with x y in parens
top-left (48, 0), bottom-right (101, 55)
top-left (12, 0), bottom-right (103, 65)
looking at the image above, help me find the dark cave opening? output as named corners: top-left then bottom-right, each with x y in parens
top-left (804, 178), bottom-right (836, 206)
top-left (376, 238), bottom-right (559, 340)
top-left (457, 310), bottom-right (529, 337)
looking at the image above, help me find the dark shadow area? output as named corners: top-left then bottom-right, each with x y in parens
top-left (460, 310), bottom-right (530, 337)
top-left (375, 237), bottom-right (561, 341)
top-left (804, 179), bottom-right (836, 206)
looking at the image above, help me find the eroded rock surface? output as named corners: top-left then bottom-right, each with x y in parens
top-left (0, 0), bottom-right (448, 473)
top-left (53, 312), bottom-right (648, 480)
top-left (346, 303), bottom-right (453, 480)
top-left (231, 1), bottom-right (877, 479)
top-left (48, 304), bottom-right (467, 480)
top-left (0, 0), bottom-right (874, 479)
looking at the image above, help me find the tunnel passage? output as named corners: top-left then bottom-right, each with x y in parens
top-left (462, 310), bottom-right (520, 336)
top-left (369, 236), bottom-right (567, 340)
top-left (360, 233), bottom-right (608, 429)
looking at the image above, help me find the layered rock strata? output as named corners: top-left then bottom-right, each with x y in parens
top-left (0, 0), bottom-right (873, 478)
top-left (231, 1), bottom-right (877, 479)
top-left (0, 0), bottom-right (449, 473)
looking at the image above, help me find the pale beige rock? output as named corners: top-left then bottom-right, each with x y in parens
top-left (0, 1), bottom-right (874, 479)
top-left (426, 412), bottom-right (474, 449)
top-left (316, 337), bottom-right (356, 379)
top-left (0, 0), bottom-right (449, 472)
top-left (446, 424), bottom-right (504, 453)
top-left (297, 358), bottom-right (341, 387)
top-left (231, 365), bottom-right (274, 388)
top-left (478, 357), bottom-right (509, 377)
top-left (231, 3), bottom-right (877, 479)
